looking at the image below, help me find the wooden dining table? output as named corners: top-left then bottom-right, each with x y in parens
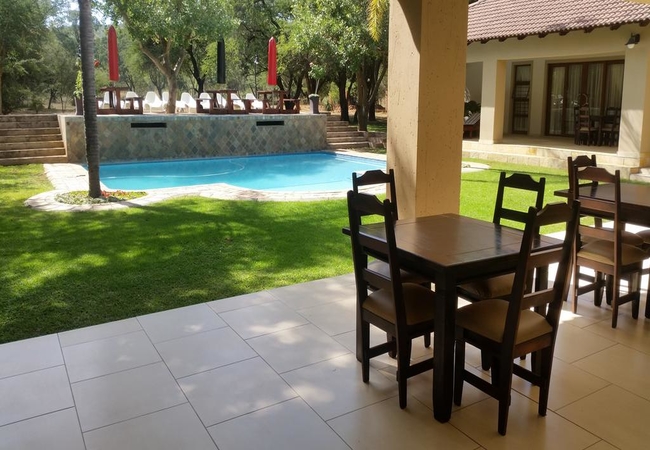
top-left (554, 183), bottom-right (650, 227)
top-left (344, 213), bottom-right (561, 423)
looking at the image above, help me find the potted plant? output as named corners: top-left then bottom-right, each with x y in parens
top-left (309, 93), bottom-right (320, 114)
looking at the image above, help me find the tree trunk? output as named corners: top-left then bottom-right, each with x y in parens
top-left (369, 98), bottom-right (376, 122)
top-left (166, 75), bottom-right (177, 114)
top-left (78, 0), bottom-right (101, 198)
top-left (356, 70), bottom-right (368, 132)
top-left (337, 70), bottom-right (349, 122)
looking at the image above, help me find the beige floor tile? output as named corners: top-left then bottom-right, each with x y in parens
top-left (207, 290), bottom-right (277, 314)
top-left (557, 385), bottom-right (650, 450)
top-left (247, 324), bottom-right (349, 373)
top-left (0, 408), bottom-right (84, 450)
top-left (219, 301), bottom-right (308, 339)
top-left (58, 318), bottom-right (142, 348)
top-left (72, 362), bottom-right (186, 432)
top-left (450, 391), bottom-right (599, 450)
top-left (282, 353), bottom-right (398, 420)
top-left (329, 396), bottom-right (478, 450)
top-left (584, 314), bottom-right (650, 356)
top-left (510, 357), bottom-right (610, 411)
top-left (573, 344), bottom-right (650, 400)
top-left (62, 330), bottom-right (160, 383)
top-left (296, 297), bottom-right (356, 336)
top-left (0, 334), bottom-right (63, 379)
top-left (554, 323), bottom-right (616, 363)
top-left (155, 327), bottom-right (256, 379)
top-left (209, 398), bottom-right (349, 450)
top-left (560, 298), bottom-right (612, 329)
top-left (271, 278), bottom-right (356, 310)
top-left (179, 357), bottom-right (296, 426)
top-left (137, 304), bottom-right (226, 343)
top-left (83, 404), bottom-right (217, 450)
top-left (0, 366), bottom-right (73, 427)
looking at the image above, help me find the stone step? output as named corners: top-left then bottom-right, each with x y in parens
top-left (0, 127), bottom-right (61, 137)
top-left (0, 114), bottom-right (58, 123)
top-left (630, 168), bottom-right (650, 183)
top-left (0, 120), bottom-right (59, 130)
top-left (0, 134), bottom-right (62, 144)
top-left (0, 140), bottom-right (65, 151)
top-left (0, 154), bottom-right (68, 166)
top-left (0, 147), bottom-right (66, 159)
top-left (327, 130), bottom-right (365, 138)
top-left (327, 135), bottom-right (369, 144)
top-left (327, 141), bottom-right (370, 150)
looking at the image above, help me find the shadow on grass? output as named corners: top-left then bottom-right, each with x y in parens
top-left (0, 196), bottom-right (353, 343)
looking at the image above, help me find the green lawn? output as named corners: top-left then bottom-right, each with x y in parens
top-left (0, 160), bottom-right (568, 343)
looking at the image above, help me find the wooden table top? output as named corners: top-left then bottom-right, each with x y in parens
top-left (355, 213), bottom-right (558, 283)
top-left (555, 183), bottom-right (650, 227)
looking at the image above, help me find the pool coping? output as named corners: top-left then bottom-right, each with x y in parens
top-left (24, 151), bottom-right (489, 212)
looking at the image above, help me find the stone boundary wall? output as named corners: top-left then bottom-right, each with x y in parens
top-left (60, 114), bottom-right (328, 163)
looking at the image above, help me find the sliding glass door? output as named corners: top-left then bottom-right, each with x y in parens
top-left (546, 60), bottom-right (624, 137)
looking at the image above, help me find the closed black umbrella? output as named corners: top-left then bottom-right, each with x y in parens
top-left (217, 39), bottom-right (226, 84)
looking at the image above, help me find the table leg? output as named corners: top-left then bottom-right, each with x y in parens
top-left (433, 273), bottom-right (455, 422)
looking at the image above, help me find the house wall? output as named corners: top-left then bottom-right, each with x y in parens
top-left (465, 25), bottom-right (650, 169)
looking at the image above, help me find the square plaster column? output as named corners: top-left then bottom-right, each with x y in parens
top-left (620, 42), bottom-right (650, 166)
top-left (387, 0), bottom-right (468, 219)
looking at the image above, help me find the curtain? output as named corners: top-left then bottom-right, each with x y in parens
top-left (587, 63), bottom-right (604, 115)
top-left (606, 63), bottom-right (624, 109)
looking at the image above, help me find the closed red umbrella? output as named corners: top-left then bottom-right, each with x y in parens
top-left (108, 25), bottom-right (119, 82)
top-left (267, 37), bottom-right (277, 86)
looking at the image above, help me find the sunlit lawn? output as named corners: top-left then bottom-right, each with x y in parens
top-left (0, 160), bottom-right (568, 343)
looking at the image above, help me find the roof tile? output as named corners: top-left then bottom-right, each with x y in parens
top-left (468, 0), bottom-right (650, 42)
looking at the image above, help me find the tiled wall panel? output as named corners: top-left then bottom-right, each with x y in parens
top-left (62, 114), bottom-right (328, 163)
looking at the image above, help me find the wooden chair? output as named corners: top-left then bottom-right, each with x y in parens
top-left (352, 169), bottom-right (434, 348)
top-left (458, 172), bottom-right (546, 302)
top-left (572, 167), bottom-right (647, 328)
top-left (347, 191), bottom-right (436, 409)
top-left (575, 106), bottom-right (597, 146)
top-left (463, 112), bottom-right (481, 138)
top-left (599, 107), bottom-right (621, 147)
top-left (454, 201), bottom-right (580, 435)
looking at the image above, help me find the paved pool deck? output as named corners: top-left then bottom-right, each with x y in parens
top-left (23, 152), bottom-right (488, 212)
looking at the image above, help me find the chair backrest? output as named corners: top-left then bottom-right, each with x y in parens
top-left (245, 93), bottom-right (257, 100)
top-left (352, 169), bottom-right (399, 220)
top-left (492, 172), bottom-right (546, 227)
top-left (125, 91), bottom-right (138, 99)
top-left (347, 191), bottom-right (407, 327)
top-left (162, 91), bottom-right (169, 103)
top-left (144, 91), bottom-right (160, 104)
top-left (180, 92), bottom-right (196, 107)
top-left (567, 155), bottom-right (597, 196)
top-left (500, 201), bottom-right (579, 352)
top-left (573, 166), bottom-right (622, 250)
top-left (577, 106), bottom-right (591, 130)
top-left (198, 92), bottom-right (211, 109)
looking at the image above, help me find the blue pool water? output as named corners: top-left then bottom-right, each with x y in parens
top-left (98, 152), bottom-right (386, 191)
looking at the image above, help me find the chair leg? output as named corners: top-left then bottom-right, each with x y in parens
top-left (481, 350), bottom-right (491, 371)
top-left (572, 265), bottom-right (580, 313)
top-left (594, 272), bottom-right (604, 307)
top-left (497, 357), bottom-right (513, 436)
top-left (396, 337), bottom-right (412, 409)
top-left (454, 338), bottom-right (466, 406)
top-left (361, 321), bottom-right (370, 383)
top-left (611, 277), bottom-right (619, 329)
top-left (646, 283), bottom-right (650, 319)
top-left (538, 347), bottom-right (554, 417)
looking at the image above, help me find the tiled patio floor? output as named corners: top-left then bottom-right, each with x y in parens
top-left (1, 273), bottom-right (649, 450)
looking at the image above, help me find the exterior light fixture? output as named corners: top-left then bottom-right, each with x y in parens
top-left (626, 33), bottom-right (640, 49)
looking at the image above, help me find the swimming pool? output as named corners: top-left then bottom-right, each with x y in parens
top-left (97, 152), bottom-right (386, 191)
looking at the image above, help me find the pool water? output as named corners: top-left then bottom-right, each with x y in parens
top-left (97, 152), bottom-right (386, 191)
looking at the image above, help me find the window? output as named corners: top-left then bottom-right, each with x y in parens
top-left (512, 65), bottom-right (531, 134)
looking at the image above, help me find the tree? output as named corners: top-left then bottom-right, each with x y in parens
top-left (104, 0), bottom-right (235, 113)
top-left (78, 0), bottom-right (101, 197)
top-left (0, 0), bottom-right (49, 113)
